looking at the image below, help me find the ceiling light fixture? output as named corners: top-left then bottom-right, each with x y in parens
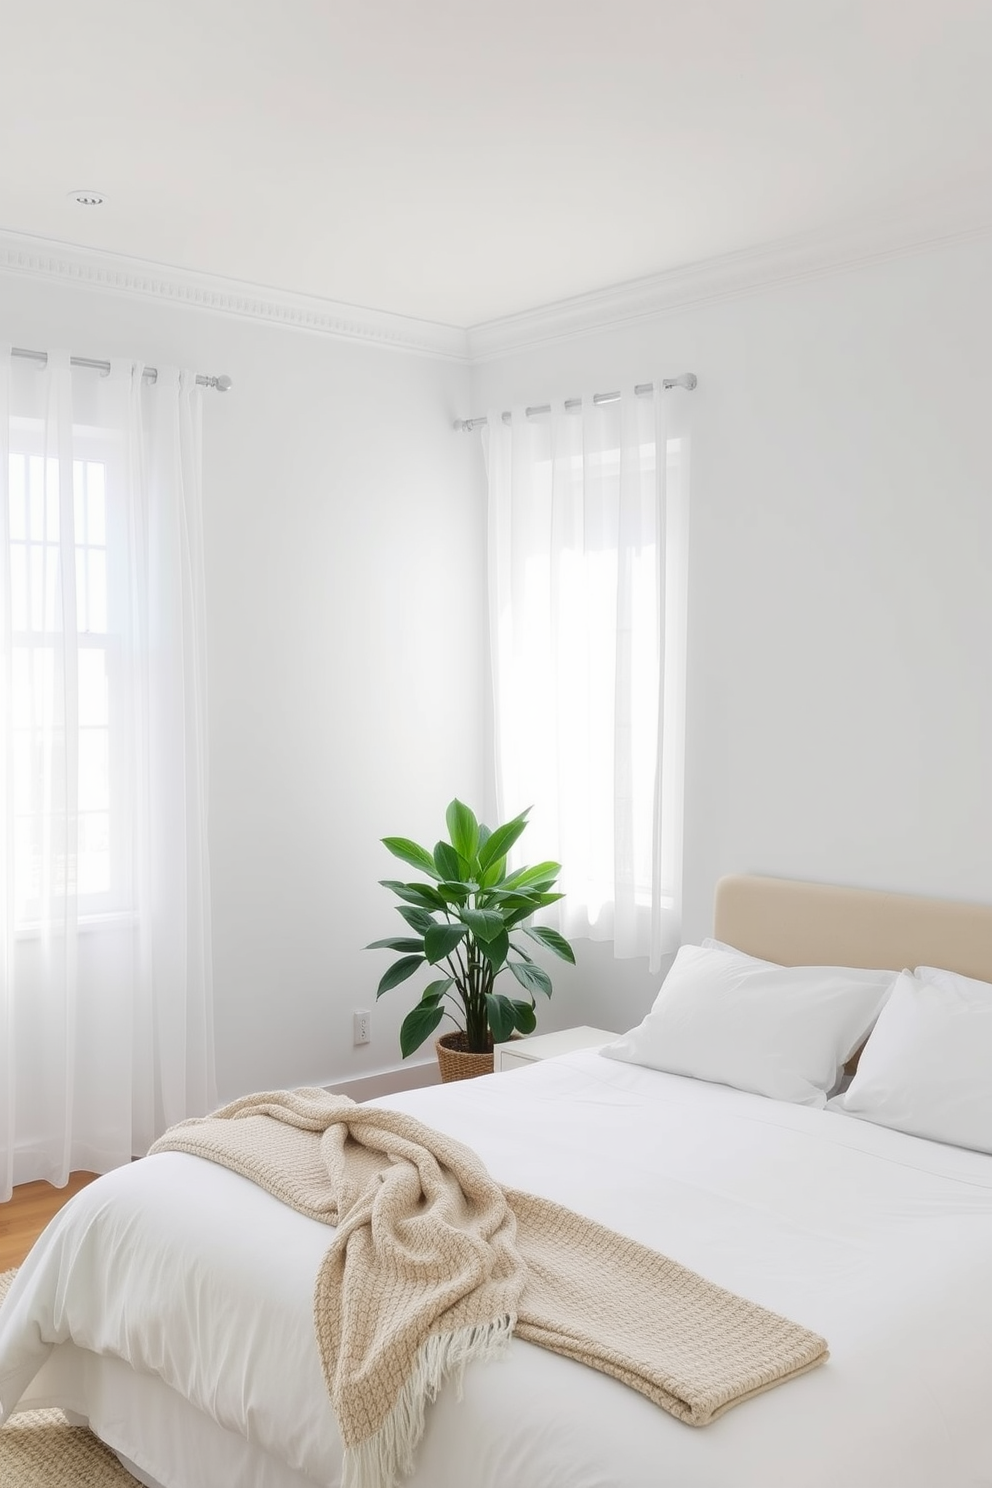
top-left (68, 189), bottom-right (106, 206)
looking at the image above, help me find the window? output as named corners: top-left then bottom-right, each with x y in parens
top-left (485, 389), bottom-right (688, 969)
top-left (7, 423), bottom-right (126, 920)
top-left (1, 348), bottom-right (215, 1195)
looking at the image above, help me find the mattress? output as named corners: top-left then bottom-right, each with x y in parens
top-left (3, 1048), bottom-right (992, 1488)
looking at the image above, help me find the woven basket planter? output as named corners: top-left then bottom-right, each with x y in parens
top-left (435, 1031), bottom-right (523, 1082)
top-left (435, 1031), bottom-right (496, 1082)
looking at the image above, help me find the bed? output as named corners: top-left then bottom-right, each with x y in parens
top-left (2, 873), bottom-right (992, 1488)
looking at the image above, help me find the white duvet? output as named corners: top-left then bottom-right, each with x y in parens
top-left (3, 1050), bottom-right (992, 1488)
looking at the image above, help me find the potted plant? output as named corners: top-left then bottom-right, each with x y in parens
top-left (368, 799), bottom-right (575, 1080)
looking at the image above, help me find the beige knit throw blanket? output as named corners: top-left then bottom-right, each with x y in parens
top-left (149, 1089), bottom-right (827, 1488)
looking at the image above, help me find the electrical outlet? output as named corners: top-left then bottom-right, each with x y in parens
top-left (353, 1010), bottom-right (371, 1046)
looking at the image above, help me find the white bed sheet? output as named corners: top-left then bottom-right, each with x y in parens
top-left (3, 1050), bottom-right (992, 1488)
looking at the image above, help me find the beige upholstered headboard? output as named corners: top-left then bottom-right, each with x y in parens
top-left (714, 875), bottom-right (992, 986)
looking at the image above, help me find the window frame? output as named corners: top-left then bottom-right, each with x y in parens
top-left (6, 416), bottom-right (130, 927)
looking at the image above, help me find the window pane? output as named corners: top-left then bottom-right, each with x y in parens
top-left (87, 464), bottom-right (106, 544)
top-left (14, 815), bottom-right (39, 904)
top-left (48, 548), bottom-right (61, 631)
top-left (9, 429), bottom-right (120, 914)
top-left (78, 649), bottom-right (109, 727)
top-left (26, 457), bottom-right (61, 542)
top-left (13, 648), bottom-right (56, 730)
top-left (28, 457), bottom-right (46, 539)
top-left (29, 547), bottom-right (43, 631)
top-left (12, 649), bottom-right (32, 729)
top-left (10, 544), bottom-right (27, 630)
top-left (30, 546), bottom-right (60, 632)
top-left (78, 728), bottom-right (109, 812)
top-left (47, 814), bottom-right (72, 898)
top-left (9, 455), bottom-right (26, 539)
top-left (73, 460), bottom-right (86, 540)
top-left (76, 547), bottom-right (88, 631)
top-left (45, 458), bottom-right (60, 540)
top-left (78, 812), bottom-right (110, 895)
top-left (12, 732), bottom-right (33, 814)
top-left (87, 550), bottom-right (107, 633)
top-left (14, 812), bottom-right (74, 903)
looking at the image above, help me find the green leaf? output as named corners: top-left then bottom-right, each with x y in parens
top-left (502, 903), bottom-right (544, 930)
top-left (376, 955), bottom-right (426, 997)
top-left (420, 977), bottom-right (454, 1006)
top-left (485, 992), bottom-right (516, 1043)
top-left (479, 928), bottom-right (509, 971)
top-left (485, 890), bottom-right (550, 911)
top-left (380, 879), bottom-right (449, 911)
top-left (522, 925), bottom-right (576, 963)
top-left (381, 838), bottom-right (441, 879)
top-left (424, 922), bottom-right (468, 964)
top-left (477, 809), bottom-right (530, 872)
top-left (366, 937), bottom-right (424, 953)
top-left (501, 860), bottom-right (561, 890)
top-left (510, 880), bottom-right (557, 898)
top-left (397, 905), bottom-right (436, 934)
top-left (436, 881), bottom-right (471, 906)
top-left (491, 890), bottom-right (564, 928)
top-left (478, 855), bottom-right (506, 890)
top-left (511, 1000), bottom-right (537, 1035)
top-left (400, 1002), bottom-right (445, 1059)
top-left (433, 840), bottom-right (470, 883)
top-left (445, 799), bottom-right (480, 866)
top-left (509, 960), bottom-right (553, 997)
top-left (460, 907), bottom-right (505, 943)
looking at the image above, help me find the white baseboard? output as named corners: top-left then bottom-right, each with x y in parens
top-left (325, 1058), bottom-right (441, 1103)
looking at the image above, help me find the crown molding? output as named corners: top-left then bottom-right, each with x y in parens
top-left (466, 187), bottom-right (992, 361)
top-left (2, 187), bottom-right (989, 368)
top-left (0, 228), bottom-right (470, 363)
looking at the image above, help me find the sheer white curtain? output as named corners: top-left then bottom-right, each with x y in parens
top-left (485, 387), bottom-right (689, 971)
top-left (0, 348), bottom-right (216, 1201)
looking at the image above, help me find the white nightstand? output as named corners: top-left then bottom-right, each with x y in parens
top-left (495, 1025), bottom-right (618, 1073)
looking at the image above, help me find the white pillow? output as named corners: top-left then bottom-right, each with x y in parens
top-left (600, 943), bottom-right (896, 1106)
top-left (829, 967), bottom-right (992, 1152)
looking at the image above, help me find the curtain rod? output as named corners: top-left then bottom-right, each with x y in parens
top-left (453, 373), bottom-right (696, 432)
top-left (10, 346), bottom-right (232, 392)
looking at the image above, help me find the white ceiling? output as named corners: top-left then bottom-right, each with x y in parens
top-left (1, 0), bottom-right (990, 329)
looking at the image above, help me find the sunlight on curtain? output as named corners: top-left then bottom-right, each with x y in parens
top-left (485, 387), bottom-right (689, 971)
top-left (0, 348), bottom-right (216, 1200)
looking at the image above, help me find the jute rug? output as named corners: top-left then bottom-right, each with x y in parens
top-left (0, 1269), bottom-right (135, 1487)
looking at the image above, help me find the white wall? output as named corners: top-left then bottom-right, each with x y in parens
top-left (471, 236), bottom-right (992, 1031)
top-left (4, 232), bottom-right (989, 1091)
top-left (0, 272), bottom-right (486, 1099)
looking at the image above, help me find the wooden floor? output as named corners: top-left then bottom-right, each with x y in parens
top-left (0, 1172), bottom-right (98, 1271)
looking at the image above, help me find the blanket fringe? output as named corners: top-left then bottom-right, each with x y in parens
top-left (342, 1313), bottom-right (515, 1488)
